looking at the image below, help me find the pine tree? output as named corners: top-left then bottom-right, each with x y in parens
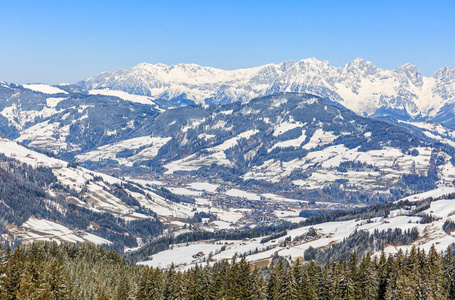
top-left (186, 264), bottom-right (206, 300)
top-left (345, 251), bottom-right (359, 300)
top-left (1, 246), bottom-right (25, 300)
top-left (427, 244), bottom-right (447, 299)
top-left (39, 282), bottom-right (54, 300)
top-left (116, 274), bottom-right (131, 300)
top-left (407, 246), bottom-right (426, 299)
top-left (358, 253), bottom-right (379, 300)
top-left (384, 256), bottom-right (414, 300)
top-left (211, 261), bottom-right (229, 299)
top-left (233, 256), bottom-right (253, 299)
top-left (200, 264), bottom-right (215, 300)
top-left (333, 257), bottom-right (350, 300)
top-left (249, 268), bottom-right (267, 300)
top-left (15, 270), bottom-right (39, 300)
top-left (95, 291), bottom-right (109, 300)
top-left (377, 250), bottom-right (389, 300)
top-left (137, 267), bottom-right (164, 300)
top-left (282, 267), bottom-right (299, 300)
top-left (318, 259), bottom-right (333, 300)
top-left (40, 259), bottom-right (71, 300)
top-left (268, 260), bottom-right (286, 300)
top-left (443, 247), bottom-right (455, 300)
top-left (300, 267), bottom-right (318, 300)
top-left (164, 266), bottom-right (186, 300)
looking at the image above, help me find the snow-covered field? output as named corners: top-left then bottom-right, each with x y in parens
top-left (398, 186), bottom-right (455, 203)
top-left (0, 137), bottom-right (196, 242)
top-left (400, 121), bottom-right (455, 148)
top-left (226, 189), bottom-right (261, 200)
top-left (138, 243), bottom-right (223, 268)
top-left (168, 187), bottom-right (202, 196)
top-left (189, 182), bottom-right (219, 192)
top-left (15, 217), bottom-right (110, 245)
top-left (76, 136), bottom-right (172, 166)
top-left (89, 89), bottom-right (155, 105)
top-left (164, 130), bottom-right (262, 174)
top-left (22, 84), bottom-right (68, 94)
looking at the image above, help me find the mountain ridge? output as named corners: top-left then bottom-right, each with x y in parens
top-left (3, 79), bottom-right (455, 201)
top-left (77, 58), bottom-right (455, 124)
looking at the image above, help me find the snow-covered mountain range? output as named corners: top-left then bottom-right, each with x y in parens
top-left (2, 61), bottom-right (455, 203)
top-left (77, 58), bottom-right (455, 124)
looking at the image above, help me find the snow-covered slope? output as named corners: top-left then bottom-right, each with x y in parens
top-left (139, 187), bottom-right (455, 270)
top-left (22, 84), bottom-right (68, 95)
top-left (77, 58), bottom-right (455, 121)
top-left (0, 137), bottom-right (195, 219)
top-left (3, 82), bottom-right (455, 202)
top-left (72, 93), bottom-right (455, 198)
top-left (0, 82), bottom-right (169, 152)
top-left (0, 137), bottom-right (196, 249)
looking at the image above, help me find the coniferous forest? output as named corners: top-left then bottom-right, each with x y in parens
top-left (1, 241), bottom-right (455, 299)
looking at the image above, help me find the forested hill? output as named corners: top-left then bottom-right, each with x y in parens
top-left (3, 83), bottom-right (455, 200)
top-left (0, 139), bottom-right (194, 252)
top-left (1, 241), bottom-right (454, 299)
top-left (67, 93), bottom-right (455, 197)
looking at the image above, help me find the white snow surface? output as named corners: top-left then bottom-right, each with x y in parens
top-left (398, 186), bottom-right (455, 203)
top-left (226, 189), bottom-right (260, 200)
top-left (138, 243), bottom-right (223, 268)
top-left (89, 88), bottom-right (157, 105)
top-left (271, 130), bottom-right (307, 150)
top-left (17, 217), bottom-right (110, 245)
top-left (22, 84), bottom-right (68, 94)
top-left (273, 121), bottom-right (304, 137)
top-left (188, 182), bottom-right (219, 192)
top-left (168, 187), bottom-right (202, 196)
top-left (164, 130), bottom-right (258, 173)
top-left (46, 97), bottom-right (66, 108)
top-left (75, 136), bottom-right (171, 166)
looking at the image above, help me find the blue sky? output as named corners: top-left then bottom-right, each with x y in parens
top-left (1, 0), bottom-right (454, 84)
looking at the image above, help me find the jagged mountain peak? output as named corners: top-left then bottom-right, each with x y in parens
top-left (395, 63), bottom-right (421, 75)
top-left (297, 57), bottom-right (329, 65)
top-left (76, 58), bottom-right (455, 123)
top-left (394, 63), bottom-right (423, 87)
top-left (342, 58), bottom-right (378, 77)
top-left (345, 57), bottom-right (374, 68)
top-left (398, 62), bottom-right (418, 70)
top-left (432, 66), bottom-right (455, 80)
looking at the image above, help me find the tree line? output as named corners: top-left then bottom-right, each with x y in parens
top-left (2, 241), bottom-right (455, 299)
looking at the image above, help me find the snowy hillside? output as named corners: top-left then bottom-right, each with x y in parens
top-left (138, 187), bottom-right (455, 270)
top-left (77, 58), bottom-right (455, 123)
top-left (3, 81), bottom-right (455, 203)
top-left (72, 93), bottom-right (455, 199)
top-left (0, 137), bottom-right (197, 250)
top-left (0, 82), bottom-right (169, 152)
